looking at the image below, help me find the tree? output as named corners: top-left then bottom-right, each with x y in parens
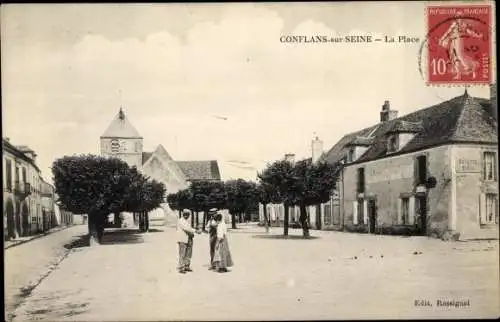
top-left (125, 169), bottom-right (166, 232)
top-left (225, 179), bottom-right (259, 229)
top-left (189, 180), bottom-right (227, 230)
top-left (52, 155), bottom-right (165, 245)
top-left (292, 160), bottom-right (340, 237)
top-left (257, 160), bottom-right (297, 236)
top-left (257, 182), bottom-right (279, 234)
top-left (166, 192), bottom-right (181, 218)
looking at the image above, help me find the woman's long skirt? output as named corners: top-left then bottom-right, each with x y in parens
top-left (213, 238), bottom-right (234, 269)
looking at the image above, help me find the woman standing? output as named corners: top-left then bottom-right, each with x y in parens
top-left (205, 209), bottom-right (218, 270)
top-left (213, 213), bottom-right (234, 273)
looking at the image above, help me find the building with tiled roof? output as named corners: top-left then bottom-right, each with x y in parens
top-left (100, 109), bottom-right (221, 217)
top-left (318, 89), bottom-right (498, 240)
top-left (3, 138), bottom-right (60, 240)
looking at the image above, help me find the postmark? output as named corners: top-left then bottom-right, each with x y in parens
top-left (422, 5), bottom-right (492, 86)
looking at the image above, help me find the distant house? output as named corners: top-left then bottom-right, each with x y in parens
top-left (100, 108), bottom-right (221, 219)
top-left (320, 88), bottom-right (498, 240)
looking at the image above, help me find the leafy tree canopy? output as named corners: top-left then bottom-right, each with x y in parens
top-left (52, 154), bottom-right (166, 216)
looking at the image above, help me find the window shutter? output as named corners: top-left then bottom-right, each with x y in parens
top-left (363, 200), bottom-right (368, 224)
top-left (408, 197), bottom-right (415, 225)
top-left (353, 201), bottom-right (358, 225)
top-left (479, 193), bottom-right (486, 224)
top-left (397, 198), bottom-right (402, 225)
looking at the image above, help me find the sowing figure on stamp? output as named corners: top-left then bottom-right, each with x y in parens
top-left (438, 13), bottom-right (483, 80)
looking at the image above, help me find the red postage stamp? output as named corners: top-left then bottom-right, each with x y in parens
top-left (426, 5), bottom-right (492, 85)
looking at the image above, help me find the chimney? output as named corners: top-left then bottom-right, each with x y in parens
top-left (311, 136), bottom-right (323, 163)
top-left (284, 153), bottom-right (295, 163)
top-left (490, 82), bottom-right (498, 121)
top-left (380, 100), bottom-right (398, 122)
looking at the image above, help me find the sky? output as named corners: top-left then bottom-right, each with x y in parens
top-left (1, 2), bottom-right (496, 184)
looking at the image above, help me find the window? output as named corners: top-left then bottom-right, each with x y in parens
top-left (401, 197), bottom-right (410, 224)
top-left (6, 159), bottom-right (12, 191)
top-left (415, 155), bottom-right (427, 185)
top-left (110, 139), bottom-right (120, 153)
top-left (22, 167), bottom-right (27, 183)
top-left (357, 168), bottom-right (365, 193)
top-left (388, 135), bottom-right (398, 152)
top-left (483, 194), bottom-right (498, 225)
top-left (324, 204), bottom-right (332, 226)
top-left (348, 148), bottom-right (355, 162)
top-left (483, 152), bottom-right (497, 181)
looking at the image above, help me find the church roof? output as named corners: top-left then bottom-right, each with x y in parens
top-left (176, 160), bottom-right (221, 181)
top-left (141, 152), bottom-right (221, 181)
top-left (101, 108), bottom-right (142, 139)
top-left (322, 92), bottom-right (497, 165)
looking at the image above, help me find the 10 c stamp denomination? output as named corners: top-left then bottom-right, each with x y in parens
top-left (426, 5), bottom-right (492, 85)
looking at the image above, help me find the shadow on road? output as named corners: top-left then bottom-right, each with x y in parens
top-left (63, 229), bottom-right (145, 249)
top-left (100, 229), bottom-right (144, 245)
top-left (251, 234), bottom-right (320, 240)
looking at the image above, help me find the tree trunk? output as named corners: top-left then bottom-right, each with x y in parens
top-left (195, 212), bottom-right (199, 229)
top-left (263, 204), bottom-right (270, 234)
top-left (138, 213), bottom-right (143, 232)
top-left (191, 210), bottom-right (195, 228)
top-left (231, 212), bottom-right (237, 229)
top-left (96, 215), bottom-right (105, 242)
top-left (145, 212), bottom-right (149, 232)
top-left (283, 204), bottom-right (289, 236)
top-left (178, 210), bottom-right (182, 218)
top-left (316, 204), bottom-right (322, 230)
top-left (87, 214), bottom-right (98, 246)
top-left (202, 211), bottom-right (207, 232)
top-left (114, 212), bottom-right (121, 228)
top-left (299, 203), bottom-right (310, 238)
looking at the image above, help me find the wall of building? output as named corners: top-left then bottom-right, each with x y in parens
top-left (3, 148), bottom-right (44, 238)
top-left (141, 156), bottom-right (189, 195)
top-left (452, 144), bottom-right (498, 239)
top-left (342, 145), bottom-right (452, 236)
top-left (100, 138), bottom-right (143, 169)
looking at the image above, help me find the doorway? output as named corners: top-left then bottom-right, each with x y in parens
top-left (416, 196), bottom-right (428, 235)
top-left (368, 199), bottom-right (377, 234)
top-left (22, 202), bottom-right (29, 236)
top-left (6, 200), bottom-right (15, 239)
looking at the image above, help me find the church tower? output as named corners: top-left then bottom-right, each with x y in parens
top-left (100, 108), bottom-right (143, 169)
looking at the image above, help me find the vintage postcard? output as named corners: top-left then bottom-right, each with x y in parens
top-left (2, 1), bottom-right (498, 321)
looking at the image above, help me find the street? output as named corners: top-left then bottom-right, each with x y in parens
top-left (9, 225), bottom-right (499, 321)
top-left (4, 225), bottom-right (88, 321)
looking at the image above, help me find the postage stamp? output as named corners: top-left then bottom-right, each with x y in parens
top-left (426, 5), bottom-right (492, 85)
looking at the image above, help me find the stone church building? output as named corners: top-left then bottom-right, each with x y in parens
top-left (100, 108), bottom-right (221, 222)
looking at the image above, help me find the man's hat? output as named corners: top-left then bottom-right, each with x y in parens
top-left (182, 209), bottom-right (192, 216)
top-left (208, 208), bottom-right (218, 214)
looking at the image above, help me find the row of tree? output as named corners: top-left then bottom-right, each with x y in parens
top-left (258, 159), bottom-right (340, 237)
top-left (166, 179), bottom-right (259, 230)
top-left (166, 158), bottom-right (340, 238)
top-left (52, 155), bottom-right (166, 245)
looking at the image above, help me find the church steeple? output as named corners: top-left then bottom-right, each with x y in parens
top-left (100, 108), bottom-right (144, 169)
top-left (100, 108), bottom-right (142, 139)
top-left (118, 107), bottom-right (125, 120)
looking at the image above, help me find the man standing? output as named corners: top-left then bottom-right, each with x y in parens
top-left (177, 210), bottom-right (198, 274)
